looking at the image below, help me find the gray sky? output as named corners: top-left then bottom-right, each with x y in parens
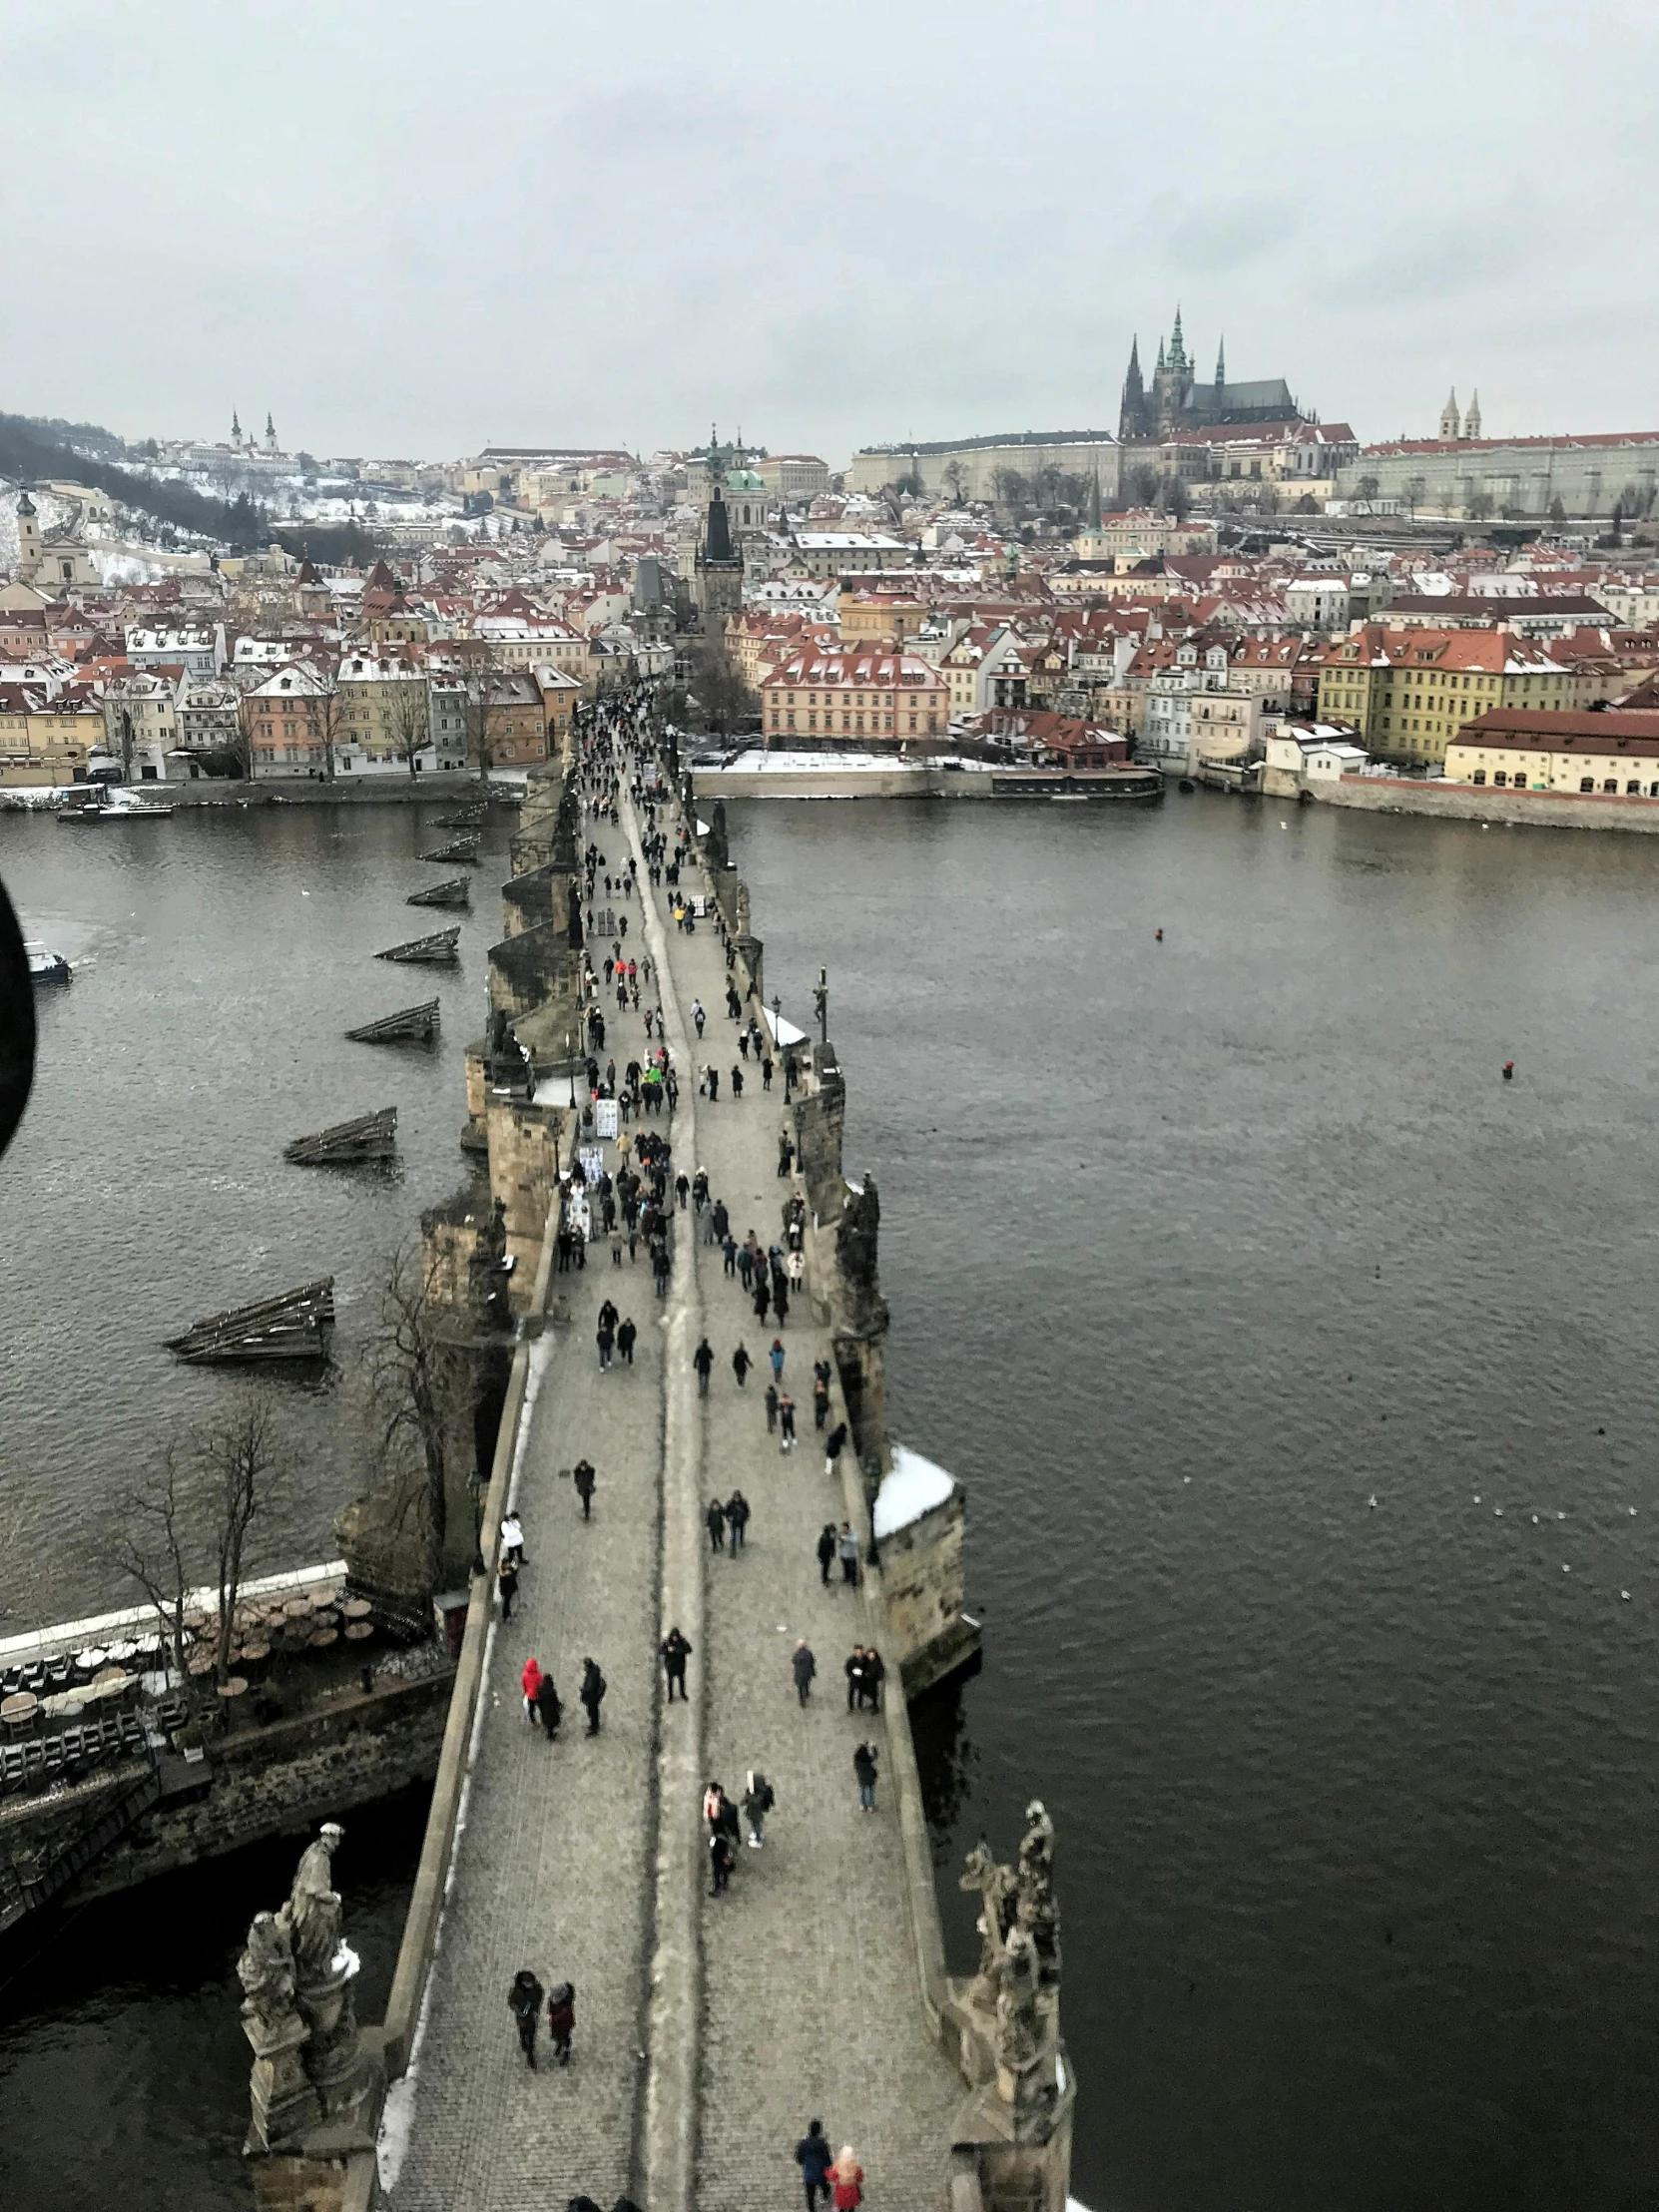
top-left (9, 0), bottom-right (1656, 465)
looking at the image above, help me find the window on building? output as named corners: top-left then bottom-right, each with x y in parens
top-left (1472, 770), bottom-right (1486, 785)
top-left (1493, 771), bottom-right (1507, 787)
top-left (1580, 776), bottom-right (1596, 792)
top-left (1628, 780), bottom-right (1642, 796)
top-left (1604, 779), bottom-right (1618, 793)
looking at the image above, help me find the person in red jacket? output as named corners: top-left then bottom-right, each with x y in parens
top-left (827, 2145), bottom-right (864, 2208)
top-left (521, 1655), bottom-right (543, 1724)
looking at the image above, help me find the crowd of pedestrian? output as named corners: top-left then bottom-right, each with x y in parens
top-left (500, 696), bottom-right (888, 2204)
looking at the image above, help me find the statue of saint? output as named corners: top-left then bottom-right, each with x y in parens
top-left (960, 1841), bottom-right (1018, 1978)
top-left (835, 1176), bottom-right (881, 1292)
top-left (237, 1911), bottom-right (300, 2041)
top-left (991, 1925), bottom-right (1042, 2072)
top-left (277, 1823), bottom-right (345, 1984)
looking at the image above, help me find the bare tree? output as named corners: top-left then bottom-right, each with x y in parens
top-left (387, 675), bottom-right (431, 777)
top-left (105, 1441), bottom-right (195, 1683)
top-left (461, 645), bottom-right (509, 786)
top-left (311, 663), bottom-right (344, 782)
top-left (688, 635), bottom-right (757, 737)
top-left (364, 1248), bottom-right (469, 1585)
top-left (941, 460), bottom-right (966, 504)
top-left (201, 1399), bottom-right (280, 1688)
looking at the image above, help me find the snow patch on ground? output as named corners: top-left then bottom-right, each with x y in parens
top-left (873, 1442), bottom-right (956, 1538)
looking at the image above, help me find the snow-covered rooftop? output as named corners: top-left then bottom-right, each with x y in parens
top-left (873, 1443), bottom-right (957, 1539)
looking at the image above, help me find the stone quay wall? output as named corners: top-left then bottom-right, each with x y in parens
top-left (70, 1668), bottom-right (453, 1903)
top-left (1311, 773), bottom-right (1659, 833)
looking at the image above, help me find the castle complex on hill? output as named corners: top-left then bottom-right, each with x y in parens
top-left (1118, 307), bottom-right (1306, 443)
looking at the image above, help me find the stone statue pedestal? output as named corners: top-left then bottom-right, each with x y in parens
top-left (296, 1947), bottom-right (365, 2120)
top-left (244, 2014), bottom-right (319, 2155)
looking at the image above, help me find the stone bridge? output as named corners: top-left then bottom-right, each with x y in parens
top-left (244, 732), bottom-right (1071, 2212)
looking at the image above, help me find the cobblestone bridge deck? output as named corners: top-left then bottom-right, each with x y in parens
top-left (384, 781), bottom-right (960, 2211)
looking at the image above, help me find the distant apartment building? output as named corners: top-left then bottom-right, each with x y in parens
top-left (244, 664), bottom-right (328, 777)
top-left (848, 430), bottom-right (1122, 504)
top-left (0, 683), bottom-right (103, 786)
top-left (335, 652), bottom-right (430, 771)
top-left (1312, 626), bottom-right (1582, 768)
top-left (756, 454), bottom-right (830, 502)
top-left (760, 648), bottom-right (948, 745)
top-left (1444, 708), bottom-right (1659, 797)
top-left (789, 533), bottom-right (909, 581)
top-left (126, 624), bottom-right (224, 674)
top-left (1338, 419), bottom-right (1659, 520)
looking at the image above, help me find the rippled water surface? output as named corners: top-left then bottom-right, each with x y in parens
top-left (0, 1787), bottom-right (426, 2212)
top-left (0, 801), bottom-right (515, 1630)
top-left (731, 794), bottom-right (1659, 2212)
top-left (2, 792), bottom-right (1658, 2210)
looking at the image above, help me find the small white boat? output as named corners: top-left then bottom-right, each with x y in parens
top-left (25, 940), bottom-right (72, 985)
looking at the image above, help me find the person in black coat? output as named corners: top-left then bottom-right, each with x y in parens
top-left (853, 1741), bottom-right (879, 1813)
top-left (796, 2119), bottom-right (833, 2210)
top-left (861, 1648), bottom-right (885, 1714)
top-left (546, 1980), bottom-right (575, 2066)
top-left (535, 1672), bottom-right (562, 1741)
top-left (509, 1967), bottom-right (544, 2066)
top-left (573, 1459), bottom-right (597, 1520)
top-left (661, 1626), bottom-right (692, 1700)
top-left (709, 1828), bottom-right (735, 1897)
top-left (844, 1645), bottom-right (866, 1712)
top-left (816, 1523), bottom-right (837, 1585)
top-left (725, 1489), bottom-right (751, 1554)
top-left (579, 1657), bottom-right (606, 1736)
top-left (705, 1496), bottom-right (727, 1552)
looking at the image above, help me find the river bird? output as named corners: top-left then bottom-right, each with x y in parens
top-left (1368, 1494), bottom-right (1377, 1508)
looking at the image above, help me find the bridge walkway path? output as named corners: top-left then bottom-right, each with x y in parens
top-left (642, 800), bottom-right (959, 2212)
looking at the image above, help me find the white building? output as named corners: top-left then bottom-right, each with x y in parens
top-left (790, 533), bottom-right (909, 580)
top-left (126, 624), bottom-right (225, 675)
top-left (1284, 576), bottom-right (1352, 635)
top-left (1262, 720), bottom-right (1370, 795)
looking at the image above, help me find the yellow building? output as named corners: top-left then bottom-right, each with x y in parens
top-left (1443, 709), bottom-right (1659, 797)
top-left (336, 652), bottom-right (429, 768)
top-left (1313, 626), bottom-right (1580, 768)
top-left (0, 687), bottom-right (102, 785)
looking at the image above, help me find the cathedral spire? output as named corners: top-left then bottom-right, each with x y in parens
top-left (1156, 334), bottom-right (1166, 371)
top-left (1215, 335), bottom-right (1226, 389)
top-left (1168, 305), bottom-right (1186, 370)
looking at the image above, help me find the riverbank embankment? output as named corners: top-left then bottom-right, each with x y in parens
top-left (1305, 773), bottom-right (1659, 832)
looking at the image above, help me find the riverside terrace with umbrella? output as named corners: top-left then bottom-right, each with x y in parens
top-left (0, 1564), bottom-right (447, 1938)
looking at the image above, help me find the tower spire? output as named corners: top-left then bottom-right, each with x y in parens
top-left (1464, 388), bottom-right (1482, 438)
top-left (1168, 304), bottom-right (1186, 370)
top-left (1215, 334), bottom-right (1226, 389)
top-left (1438, 387), bottom-right (1461, 441)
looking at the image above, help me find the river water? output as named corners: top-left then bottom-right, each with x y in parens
top-left (2, 792), bottom-right (1656, 2209)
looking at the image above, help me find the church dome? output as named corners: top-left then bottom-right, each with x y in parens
top-left (16, 490), bottom-right (36, 517)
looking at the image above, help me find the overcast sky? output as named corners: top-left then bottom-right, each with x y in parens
top-left (9, 0), bottom-right (1656, 465)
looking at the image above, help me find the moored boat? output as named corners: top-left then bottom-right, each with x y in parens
top-left (25, 940), bottom-right (72, 985)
